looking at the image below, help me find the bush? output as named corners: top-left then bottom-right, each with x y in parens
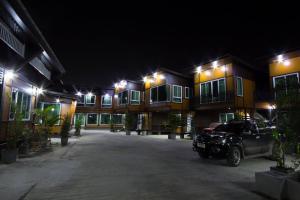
top-left (60, 114), bottom-right (71, 138)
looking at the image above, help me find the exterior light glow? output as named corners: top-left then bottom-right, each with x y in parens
top-left (104, 93), bottom-right (110, 98)
top-left (205, 71), bottom-right (211, 76)
top-left (221, 66), bottom-right (227, 72)
top-left (4, 70), bottom-right (17, 80)
top-left (56, 98), bottom-right (60, 103)
top-left (76, 91), bottom-right (82, 96)
top-left (114, 83), bottom-right (119, 89)
top-left (212, 61), bottom-right (218, 69)
top-left (87, 92), bottom-right (93, 96)
top-left (143, 76), bottom-right (147, 82)
top-left (37, 88), bottom-right (44, 95)
top-left (283, 60), bottom-right (290, 66)
top-left (153, 72), bottom-right (158, 79)
top-left (268, 104), bottom-right (276, 110)
top-left (150, 79), bottom-right (155, 83)
top-left (277, 55), bottom-right (284, 63)
top-left (51, 108), bottom-right (55, 112)
top-left (114, 94), bottom-right (118, 98)
top-left (159, 74), bottom-right (165, 79)
top-left (196, 66), bottom-right (202, 73)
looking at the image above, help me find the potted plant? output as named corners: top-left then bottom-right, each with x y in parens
top-left (1, 101), bottom-right (24, 163)
top-left (60, 114), bottom-right (71, 146)
top-left (18, 127), bottom-right (33, 155)
top-left (167, 113), bottom-right (181, 140)
top-left (74, 115), bottom-right (82, 136)
top-left (255, 81), bottom-right (300, 200)
top-left (34, 105), bottom-right (60, 149)
top-left (125, 112), bottom-right (133, 135)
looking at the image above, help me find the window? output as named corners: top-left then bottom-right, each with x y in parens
top-left (39, 103), bottom-right (61, 125)
top-left (74, 113), bottom-right (85, 126)
top-left (173, 85), bottom-right (182, 103)
top-left (77, 95), bottom-right (85, 106)
top-left (9, 88), bottom-right (31, 120)
top-left (236, 77), bottom-right (243, 97)
top-left (100, 113), bottom-right (111, 124)
top-left (200, 78), bottom-right (225, 103)
top-left (101, 95), bottom-right (112, 108)
top-left (185, 87), bottom-right (190, 99)
top-left (112, 114), bottom-right (124, 124)
top-left (86, 113), bottom-right (98, 125)
top-left (118, 91), bottom-right (128, 105)
top-left (130, 90), bottom-right (140, 105)
top-left (219, 113), bottom-right (234, 123)
top-left (85, 95), bottom-right (96, 104)
top-left (150, 85), bottom-right (171, 103)
top-left (273, 73), bottom-right (299, 98)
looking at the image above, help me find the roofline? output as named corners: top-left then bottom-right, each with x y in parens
top-left (2, 0), bottom-right (65, 74)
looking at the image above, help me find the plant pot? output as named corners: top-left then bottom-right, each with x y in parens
top-left (1, 149), bottom-right (18, 164)
top-left (285, 178), bottom-right (300, 200)
top-left (168, 133), bottom-right (176, 140)
top-left (126, 131), bottom-right (131, 135)
top-left (255, 171), bottom-right (288, 200)
top-left (61, 137), bottom-right (69, 146)
top-left (75, 129), bottom-right (81, 136)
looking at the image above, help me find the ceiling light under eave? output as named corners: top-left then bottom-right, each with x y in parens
top-left (221, 66), bottom-right (227, 72)
top-left (87, 92), bottom-right (93, 97)
top-left (277, 54), bottom-right (284, 63)
top-left (196, 66), bottom-right (202, 73)
top-left (283, 60), bottom-right (290, 66)
top-left (212, 61), bottom-right (218, 69)
top-left (76, 91), bottom-right (82, 96)
top-left (4, 70), bottom-right (17, 80)
top-left (205, 71), bottom-right (211, 76)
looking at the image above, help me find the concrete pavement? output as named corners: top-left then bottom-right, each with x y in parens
top-left (0, 130), bottom-right (274, 200)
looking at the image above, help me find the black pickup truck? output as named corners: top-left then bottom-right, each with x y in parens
top-left (193, 120), bottom-right (274, 166)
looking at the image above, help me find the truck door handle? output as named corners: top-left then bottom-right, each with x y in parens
top-left (256, 135), bottom-right (260, 139)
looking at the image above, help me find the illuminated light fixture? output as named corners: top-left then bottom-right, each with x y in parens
top-left (283, 60), bottom-right (290, 66)
top-left (150, 79), bottom-right (155, 83)
top-left (114, 94), bottom-right (118, 98)
top-left (277, 55), bottom-right (284, 63)
top-left (143, 76), bottom-right (148, 82)
top-left (76, 91), bottom-right (82, 96)
top-left (4, 70), bottom-right (17, 80)
top-left (51, 108), bottom-right (55, 112)
top-left (159, 74), bottom-right (165, 79)
top-left (196, 66), bottom-right (202, 73)
top-left (221, 65), bottom-right (227, 72)
top-left (104, 93), bottom-right (110, 98)
top-left (212, 61), bottom-right (218, 69)
top-left (153, 72), bottom-right (158, 79)
top-left (267, 104), bottom-right (276, 110)
top-left (87, 92), bottom-right (93, 97)
top-left (114, 83), bottom-right (119, 88)
top-left (37, 88), bottom-right (44, 95)
top-left (120, 80), bottom-right (127, 88)
top-left (56, 98), bottom-right (60, 103)
top-left (205, 70), bottom-right (211, 76)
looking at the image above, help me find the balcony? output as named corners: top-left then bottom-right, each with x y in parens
top-left (192, 92), bottom-right (235, 110)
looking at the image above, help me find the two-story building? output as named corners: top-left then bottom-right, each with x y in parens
top-left (143, 68), bottom-right (193, 134)
top-left (74, 86), bottom-right (122, 129)
top-left (0, 0), bottom-right (76, 140)
top-left (193, 55), bottom-right (258, 129)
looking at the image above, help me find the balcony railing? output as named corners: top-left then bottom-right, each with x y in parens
top-left (191, 92), bottom-right (234, 107)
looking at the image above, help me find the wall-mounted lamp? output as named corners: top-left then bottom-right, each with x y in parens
top-left (4, 70), bottom-right (17, 80)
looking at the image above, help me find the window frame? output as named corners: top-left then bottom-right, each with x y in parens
top-left (118, 90), bottom-right (129, 105)
top-left (101, 95), bottom-right (112, 108)
top-left (130, 90), bottom-right (140, 105)
top-left (219, 113), bottom-right (234, 123)
top-left (39, 102), bottom-right (62, 125)
top-left (272, 73), bottom-right (299, 97)
top-left (149, 84), bottom-right (171, 104)
top-left (86, 113), bottom-right (98, 125)
top-left (199, 78), bottom-right (226, 104)
top-left (9, 88), bottom-right (32, 121)
top-left (99, 113), bottom-right (111, 125)
top-left (185, 87), bottom-right (190, 99)
top-left (85, 95), bottom-right (96, 105)
top-left (236, 77), bottom-right (243, 97)
top-left (172, 85), bottom-right (183, 103)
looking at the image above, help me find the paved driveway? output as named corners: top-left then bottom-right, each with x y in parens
top-left (0, 130), bottom-right (274, 200)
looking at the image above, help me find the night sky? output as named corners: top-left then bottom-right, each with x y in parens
top-left (23, 1), bottom-right (300, 87)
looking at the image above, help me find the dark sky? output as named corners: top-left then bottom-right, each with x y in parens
top-left (22, 1), bottom-right (300, 87)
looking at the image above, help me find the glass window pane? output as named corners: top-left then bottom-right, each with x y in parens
top-left (227, 113), bottom-right (234, 121)
top-left (131, 91), bottom-right (140, 104)
top-left (121, 91), bottom-right (128, 104)
top-left (75, 113), bottom-right (85, 126)
top-left (219, 79), bottom-right (225, 101)
top-left (100, 114), bottom-right (111, 124)
top-left (86, 95), bottom-right (96, 104)
top-left (87, 114), bottom-right (98, 124)
top-left (43, 103), bottom-right (61, 125)
top-left (219, 113), bottom-right (226, 123)
top-left (286, 74), bottom-right (299, 94)
top-left (151, 87), bottom-right (157, 103)
top-left (102, 95), bottom-right (112, 107)
top-left (237, 77), bottom-right (243, 96)
top-left (158, 85), bottom-right (167, 101)
top-left (112, 114), bottom-right (123, 124)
